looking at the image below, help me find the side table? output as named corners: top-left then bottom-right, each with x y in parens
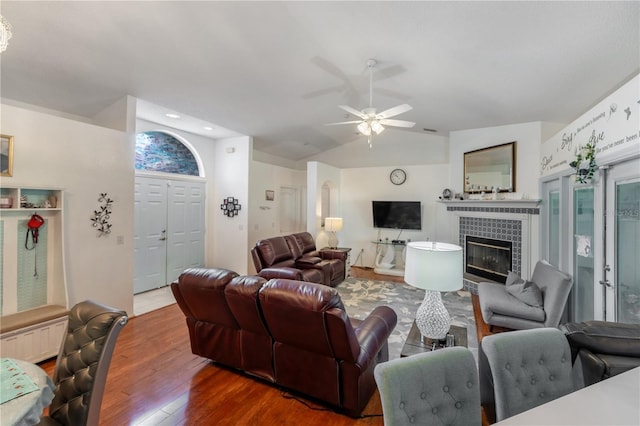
top-left (320, 247), bottom-right (351, 277)
top-left (400, 321), bottom-right (467, 357)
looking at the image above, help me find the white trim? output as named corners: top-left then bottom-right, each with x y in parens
top-left (439, 199), bottom-right (541, 209)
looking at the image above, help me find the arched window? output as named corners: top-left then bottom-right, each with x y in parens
top-left (135, 131), bottom-right (199, 176)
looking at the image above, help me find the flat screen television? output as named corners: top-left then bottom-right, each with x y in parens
top-left (372, 201), bottom-right (422, 230)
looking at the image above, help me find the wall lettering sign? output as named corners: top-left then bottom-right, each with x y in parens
top-left (540, 74), bottom-right (640, 177)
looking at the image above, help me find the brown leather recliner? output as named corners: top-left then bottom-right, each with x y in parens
top-left (171, 268), bottom-right (275, 381)
top-left (259, 278), bottom-right (397, 417)
top-left (286, 232), bottom-right (346, 287)
top-left (251, 235), bottom-right (324, 284)
top-left (172, 268), bottom-right (397, 418)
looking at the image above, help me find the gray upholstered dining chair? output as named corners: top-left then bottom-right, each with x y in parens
top-left (479, 328), bottom-right (574, 422)
top-left (38, 300), bottom-right (128, 426)
top-left (374, 347), bottom-right (481, 426)
top-left (478, 260), bottom-right (573, 331)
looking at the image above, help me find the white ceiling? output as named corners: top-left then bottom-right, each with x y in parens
top-left (1, 1), bottom-right (638, 162)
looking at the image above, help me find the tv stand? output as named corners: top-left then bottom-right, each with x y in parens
top-left (372, 240), bottom-right (407, 277)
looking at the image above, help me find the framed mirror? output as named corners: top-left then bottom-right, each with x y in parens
top-left (464, 141), bottom-right (516, 193)
top-left (1, 134), bottom-right (14, 177)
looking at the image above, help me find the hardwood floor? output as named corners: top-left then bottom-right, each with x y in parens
top-left (39, 268), bottom-right (409, 425)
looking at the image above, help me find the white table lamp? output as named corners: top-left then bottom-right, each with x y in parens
top-left (404, 241), bottom-right (463, 340)
top-left (324, 217), bottom-right (343, 249)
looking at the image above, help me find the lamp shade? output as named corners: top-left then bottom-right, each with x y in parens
top-left (324, 217), bottom-right (343, 232)
top-left (404, 241), bottom-right (463, 292)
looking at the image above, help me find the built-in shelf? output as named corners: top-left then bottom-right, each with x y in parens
top-left (0, 186), bottom-right (68, 362)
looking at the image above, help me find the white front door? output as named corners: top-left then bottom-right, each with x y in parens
top-left (166, 180), bottom-right (205, 284)
top-left (134, 176), bottom-right (205, 294)
top-left (134, 177), bottom-right (168, 294)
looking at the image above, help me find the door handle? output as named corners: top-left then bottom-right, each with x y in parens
top-left (599, 264), bottom-right (612, 287)
top-left (159, 230), bottom-right (167, 241)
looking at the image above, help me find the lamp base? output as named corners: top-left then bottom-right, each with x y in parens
top-left (415, 290), bottom-right (451, 340)
top-left (328, 232), bottom-right (339, 249)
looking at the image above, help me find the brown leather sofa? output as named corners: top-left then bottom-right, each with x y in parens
top-left (251, 232), bottom-right (347, 287)
top-left (171, 267), bottom-right (397, 417)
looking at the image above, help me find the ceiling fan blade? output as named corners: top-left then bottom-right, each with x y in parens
top-left (374, 87), bottom-right (412, 102)
top-left (339, 105), bottom-right (367, 119)
top-left (372, 64), bottom-right (407, 81)
top-left (325, 120), bottom-right (364, 126)
top-left (377, 104), bottom-right (413, 119)
top-left (301, 85), bottom-right (346, 99)
top-left (379, 119), bottom-right (416, 128)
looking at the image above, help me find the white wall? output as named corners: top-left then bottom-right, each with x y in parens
top-left (306, 161), bottom-right (341, 243)
top-left (212, 136), bottom-right (252, 274)
top-left (449, 122), bottom-right (546, 199)
top-left (306, 130), bottom-right (449, 169)
top-left (248, 160), bottom-right (306, 273)
top-left (340, 164), bottom-right (450, 268)
top-left (1, 102), bottom-right (135, 314)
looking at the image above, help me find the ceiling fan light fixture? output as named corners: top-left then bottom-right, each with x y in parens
top-left (0, 14), bottom-right (13, 53)
top-left (371, 120), bottom-right (384, 135)
top-left (357, 122), bottom-right (371, 136)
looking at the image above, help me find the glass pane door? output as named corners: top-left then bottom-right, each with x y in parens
top-left (572, 187), bottom-right (595, 322)
top-left (615, 181), bottom-right (640, 323)
top-left (606, 158), bottom-right (640, 323)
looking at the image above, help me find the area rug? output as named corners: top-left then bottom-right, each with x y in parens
top-left (335, 277), bottom-right (478, 359)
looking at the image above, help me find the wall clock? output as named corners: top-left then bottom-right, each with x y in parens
top-left (221, 197), bottom-right (241, 217)
top-left (390, 168), bottom-right (407, 185)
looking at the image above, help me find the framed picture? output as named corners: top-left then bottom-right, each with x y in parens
top-left (1, 134), bottom-right (14, 177)
top-left (265, 190), bottom-right (275, 201)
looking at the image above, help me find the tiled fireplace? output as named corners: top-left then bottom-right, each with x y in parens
top-left (442, 200), bottom-right (541, 293)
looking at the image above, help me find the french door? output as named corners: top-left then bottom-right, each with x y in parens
top-left (544, 157), bottom-right (640, 323)
top-left (603, 160), bottom-right (640, 322)
top-left (134, 176), bottom-right (205, 294)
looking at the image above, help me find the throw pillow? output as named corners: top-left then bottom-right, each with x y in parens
top-left (505, 271), bottom-right (543, 307)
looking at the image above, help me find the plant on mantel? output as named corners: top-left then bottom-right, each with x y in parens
top-left (569, 141), bottom-right (597, 184)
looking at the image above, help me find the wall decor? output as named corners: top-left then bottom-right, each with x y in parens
top-left (265, 190), bottom-right (275, 201)
top-left (464, 141), bottom-right (516, 193)
top-left (540, 74), bottom-right (639, 177)
top-left (91, 193), bottom-right (113, 236)
top-left (1, 134), bottom-right (14, 177)
top-left (221, 197), bottom-right (241, 217)
top-left (569, 140), bottom-right (597, 184)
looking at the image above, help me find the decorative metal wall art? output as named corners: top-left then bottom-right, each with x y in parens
top-left (91, 193), bottom-right (113, 236)
top-left (221, 197), bottom-right (241, 217)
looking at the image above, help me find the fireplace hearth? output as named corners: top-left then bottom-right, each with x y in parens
top-left (465, 236), bottom-right (512, 283)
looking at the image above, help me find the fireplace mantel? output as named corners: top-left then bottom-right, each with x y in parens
top-left (439, 199), bottom-right (541, 210)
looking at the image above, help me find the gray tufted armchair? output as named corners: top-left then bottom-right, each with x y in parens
top-left (374, 347), bottom-right (481, 426)
top-left (479, 328), bottom-right (574, 422)
top-left (38, 300), bottom-right (128, 426)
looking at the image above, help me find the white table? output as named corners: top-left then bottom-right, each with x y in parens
top-left (495, 366), bottom-right (640, 425)
top-left (0, 358), bottom-right (55, 426)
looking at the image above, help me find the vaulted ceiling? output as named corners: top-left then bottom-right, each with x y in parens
top-left (1, 1), bottom-right (638, 162)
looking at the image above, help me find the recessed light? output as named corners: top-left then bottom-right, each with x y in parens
top-left (165, 113), bottom-right (180, 119)
top-left (204, 126), bottom-right (213, 131)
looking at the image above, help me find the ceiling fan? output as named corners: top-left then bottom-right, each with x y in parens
top-left (327, 58), bottom-right (415, 147)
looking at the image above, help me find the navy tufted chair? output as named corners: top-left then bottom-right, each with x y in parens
top-left (374, 347), bottom-right (481, 426)
top-left (38, 300), bottom-right (128, 426)
top-left (479, 328), bottom-right (574, 422)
